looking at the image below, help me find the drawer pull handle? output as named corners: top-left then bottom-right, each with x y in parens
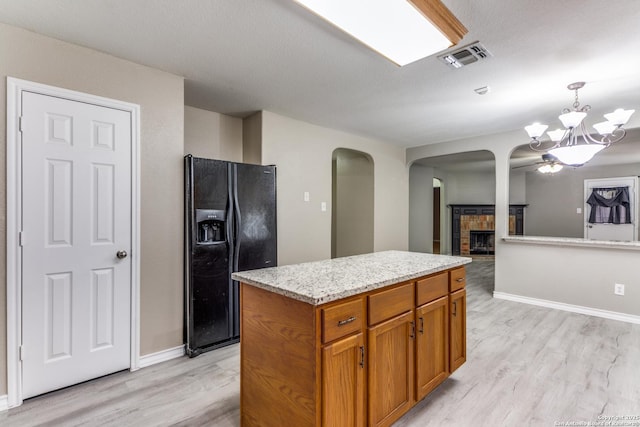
top-left (419, 317), bottom-right (424, 334)
top-left (452, 301), bottom-right (457, 316)
top-left (456, 278), bottom-right (464, 282)
top-left (337, 316), bottom-right (356, 326)
top-left (410, 321), bottom-right (416, 339)
top-left (359, 346), bottom-right (365, 368)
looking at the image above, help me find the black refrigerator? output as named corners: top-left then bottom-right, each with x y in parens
top-left (184, 155), bottom-right (277, 357)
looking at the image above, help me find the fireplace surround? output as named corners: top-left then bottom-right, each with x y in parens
top-left (450, 204), bottom-right (526, 256)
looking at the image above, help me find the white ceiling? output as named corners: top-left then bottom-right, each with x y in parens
top-left (1, 0), bottom-right (640, 148)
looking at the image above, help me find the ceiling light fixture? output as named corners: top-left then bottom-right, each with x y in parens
top-left (293, 0), bottom-right (467, 66)
top-left (537, 163), bottom-right (563, 174)
top-left (524, 82), bottom-right (634, 166)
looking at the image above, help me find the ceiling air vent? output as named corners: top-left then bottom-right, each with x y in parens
top-left (438, 42), bottom-right (492, 69)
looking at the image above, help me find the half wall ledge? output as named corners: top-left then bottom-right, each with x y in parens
top-left (502, 235), bottom-right (640, 251)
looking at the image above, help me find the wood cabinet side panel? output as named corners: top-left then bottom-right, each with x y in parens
top-left (241, 284), bottom-right (318, 427)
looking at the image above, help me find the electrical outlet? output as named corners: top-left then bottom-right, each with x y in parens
top-left (576, 207), bottom-right (582, 214)
top-left (321, 202), bottom-right (327, 212)
top-left (303, 192), bottom-right (310, 202)
top-left (614, 283), bottom-right (625, 296)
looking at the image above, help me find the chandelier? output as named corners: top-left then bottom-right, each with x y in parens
top-left (524, 82), bottom-right (634, 166)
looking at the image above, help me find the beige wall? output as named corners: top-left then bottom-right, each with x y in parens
top-left (242, 112), bottom-right (262, 165)
top-left (407, 130), bottom-right (640, 317)
top-left (0, 23), bottom-right (185, 395)
top-left (522, 163), bottom-right (640, 238)
top-left (409, 164), bottom-right (435, 253)
top-left (332, 149), bottom-right (374, 258)
top-left (261, 111), bottom-right (408, 265)
top-left (184, 106), bottom-right (242, 161)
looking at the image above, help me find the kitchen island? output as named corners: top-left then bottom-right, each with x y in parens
top-left (232, 250), bottom-right (471, 427)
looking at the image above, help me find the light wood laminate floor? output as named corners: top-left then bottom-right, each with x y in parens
top-left (3, 259), bottom-right (639, 426)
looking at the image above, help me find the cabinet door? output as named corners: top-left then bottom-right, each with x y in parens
top-left (322, 332), bottom-right (365, 427)
top-left (415, 296), bottom-right (449, 401)
top-left (449, 289), bottom-right (466, 373)
top-left (368, 311), bottom-right (414, 427)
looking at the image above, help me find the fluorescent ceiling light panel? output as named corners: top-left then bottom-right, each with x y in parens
top-left (294, 0), bottom-right (460, 66)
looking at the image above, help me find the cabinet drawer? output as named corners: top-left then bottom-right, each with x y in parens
top-left (449, 267), bottom-right (466, 292)
top-left (322, 298), bottom-right (364, 344)
top-left (416, 272), bottom-right (448, 306)
top-left (368, 282), bottom-right (414, 326)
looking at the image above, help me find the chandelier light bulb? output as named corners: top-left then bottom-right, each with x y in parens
top-left (603, 108), bottom-right (635, 126)
top-left (537, 163), bottom-right (563, 174)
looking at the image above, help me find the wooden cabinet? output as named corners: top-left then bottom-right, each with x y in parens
top-left (368, 310), bottom-right (414, 427)
top-left (322, 298), bottom-right (364, 344)
top-left (415, 296), bottom-right (449, 400)
top-left (240, 266), bottom-right (467, 427)
top-left (367, 282), bottom-right (415, 427)
top-left (449, 267), bottom-right (466, 373)
top-left (322, 332), bottom-right (365, 427)
top-left (449, 288), bottom-right (466, 373)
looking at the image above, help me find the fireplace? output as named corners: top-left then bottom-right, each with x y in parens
top-left (470, 230), bottom-right (495, 255)
top-left (450, 204), bottom-right (526, 256)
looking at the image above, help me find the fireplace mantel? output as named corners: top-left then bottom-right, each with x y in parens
top-left (450, 204), bottom-right (526, 255)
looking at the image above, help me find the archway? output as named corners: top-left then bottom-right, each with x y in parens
top-left (331, 148), bottom-right (374, 258)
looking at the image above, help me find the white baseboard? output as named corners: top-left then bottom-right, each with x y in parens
top-left (0, 394), bottom-right (9, 412)
top-left (493, 292), bottom-right (640, 325)
top-left (138, 345), bottom-right (185, 368)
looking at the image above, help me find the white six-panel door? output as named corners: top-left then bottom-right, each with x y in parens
top-left (20, 91), bottom-right (132, 398)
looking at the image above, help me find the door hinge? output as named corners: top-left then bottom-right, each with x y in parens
top-left (19, 231), bottom-right (25, 247)
top-left (19, 116), bottom-right (23, 133)
top-left (19, 345), bottom-right (24, 361)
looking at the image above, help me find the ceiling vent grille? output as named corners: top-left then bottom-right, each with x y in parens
top-left (438, 42), bottom-right (492, 69)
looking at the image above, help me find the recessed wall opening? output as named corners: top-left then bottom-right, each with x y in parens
top-left (409, 150), bottom-right (496, 257)
top-left (433, 178), bottom-right (442, 254)
top-left (331, 148), bottom-right (374, 258)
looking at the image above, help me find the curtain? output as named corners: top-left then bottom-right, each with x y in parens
top-left (586, 186), bottom-right (631, 224)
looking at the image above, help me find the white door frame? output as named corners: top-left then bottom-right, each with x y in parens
top-left (6, 77), bottom-right (141, 408)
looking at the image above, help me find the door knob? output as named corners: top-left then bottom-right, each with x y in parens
top-left (116, 250), bottom-right (128, 259)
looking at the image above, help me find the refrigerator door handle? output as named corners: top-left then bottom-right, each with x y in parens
top-left (227, 165), bottom-right (235, 270)
top-left (232, 164), bottom-right (242, 272)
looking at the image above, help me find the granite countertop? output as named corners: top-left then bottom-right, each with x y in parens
top-left (232, 250), bottom-right (472, 305)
